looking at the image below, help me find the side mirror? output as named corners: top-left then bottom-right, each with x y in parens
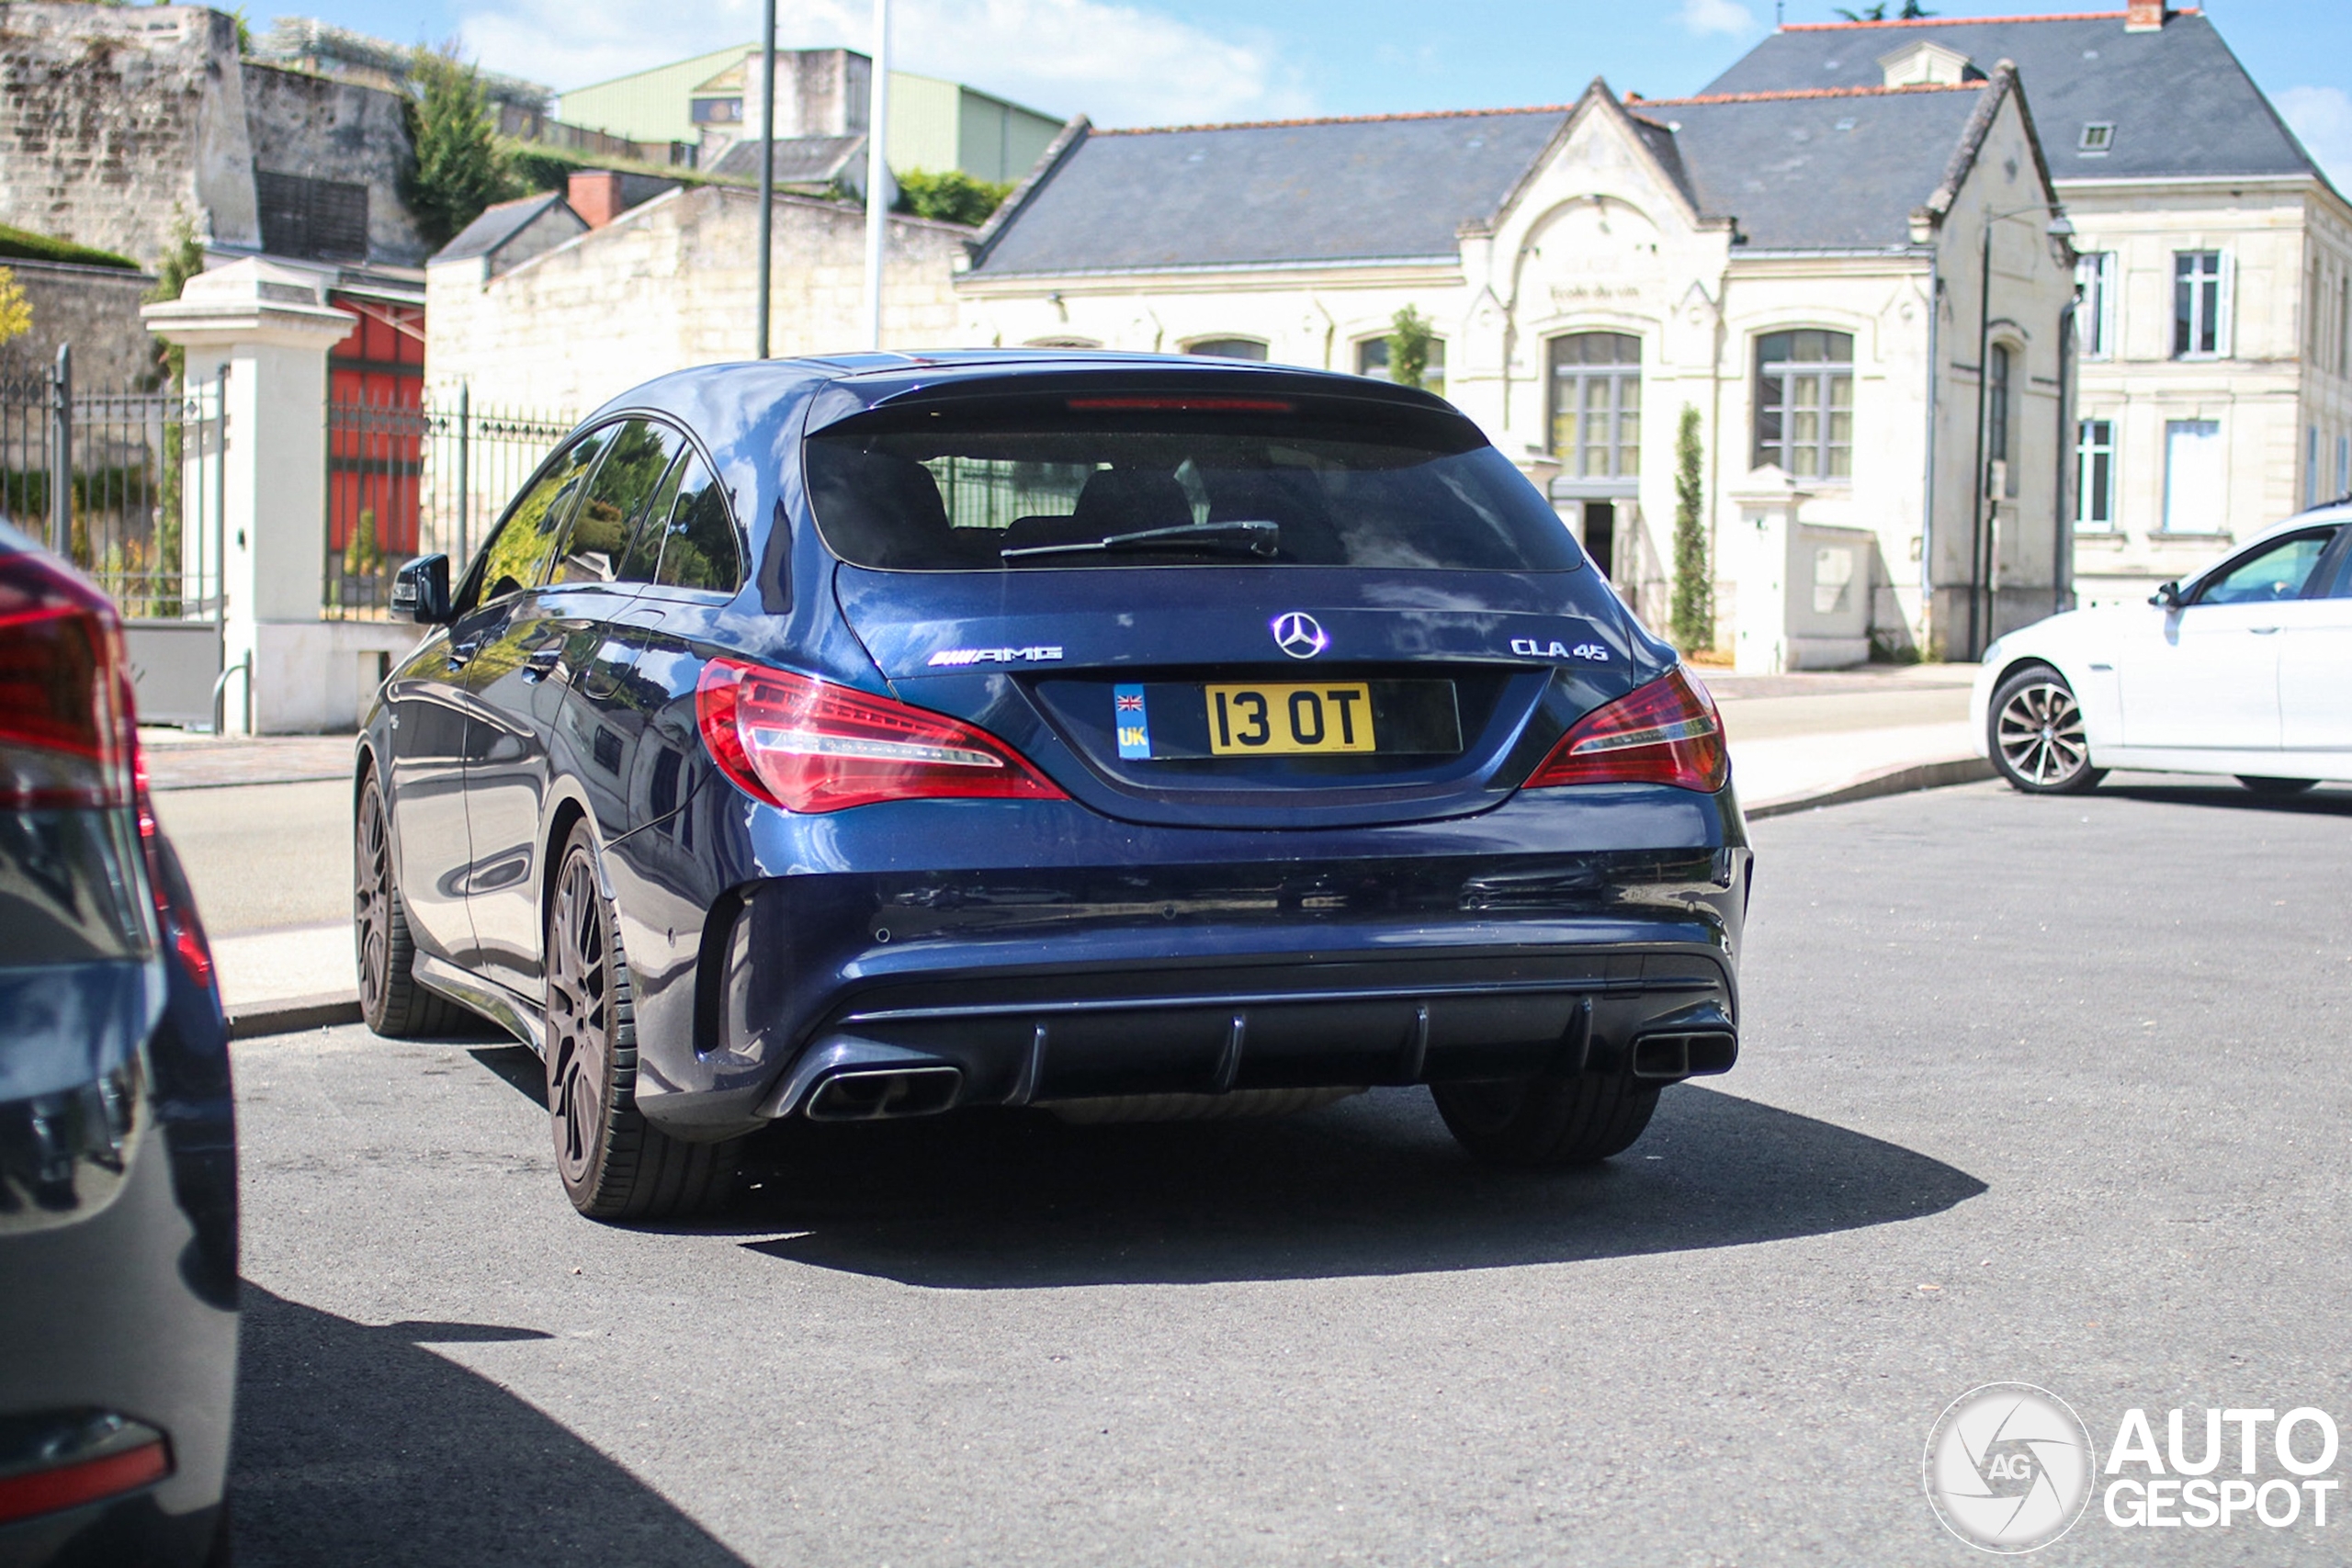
top-left (2148, 580), bottom-right (2184, 611)
top-left (392, 554), bottom-right (452, 625)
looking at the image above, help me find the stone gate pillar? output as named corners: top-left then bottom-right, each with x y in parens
top-left (143, 259), bottom-right (355, 734)
top-left (1724, 468), bottom-right (1811, 676)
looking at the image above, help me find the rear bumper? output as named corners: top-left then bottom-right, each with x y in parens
top-left (626, 784), bottom-right (1750, 1136)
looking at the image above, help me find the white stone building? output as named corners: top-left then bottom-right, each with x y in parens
top-left (956, 71), bottom-right (2079, 661)
top-left (1713, 0), bottom-right (2352, 609)
top-left (424, 183), bottom-right (970, 415)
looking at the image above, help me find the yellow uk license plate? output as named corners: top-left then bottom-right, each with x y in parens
top-left (1204, 682), bottom-right (1376, 755)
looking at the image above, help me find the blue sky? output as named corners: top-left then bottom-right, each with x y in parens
top-left (267, 0), bottom-right (2352, 182)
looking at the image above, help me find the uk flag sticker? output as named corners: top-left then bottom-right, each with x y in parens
top-left (1114, 684), bottom-right (1152, 759)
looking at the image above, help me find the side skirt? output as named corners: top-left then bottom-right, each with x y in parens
top-left (413, 953), bottom-right (547, 1056)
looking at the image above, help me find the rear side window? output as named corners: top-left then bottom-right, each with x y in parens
top-left (558, 419), bottom-right (685, 585)
top-left (650, 456), bottom-right (742, 593)
top-left (804, 392), bottom-right (1582, 572)
top-left (2195, 530), bottom-right (2334, 605)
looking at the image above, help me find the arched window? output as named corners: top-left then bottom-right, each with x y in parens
top-left (1548, 333), bottom-right (1642, 480)
top-left (1753, 330), bottom-right (1854, 480)
top-left (1184, 337), bottom-right (1269, 361)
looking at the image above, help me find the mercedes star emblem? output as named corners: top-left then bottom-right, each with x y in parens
top-left (1271, 612), bottom-right (1329, 660)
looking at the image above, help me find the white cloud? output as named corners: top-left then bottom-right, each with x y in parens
top-left (1677, 0), bottom-right (1756, 38)
top-left (2278, 85), bottom-right (2352, 192)
top-left (458, 0), bottom-right (1312, 130)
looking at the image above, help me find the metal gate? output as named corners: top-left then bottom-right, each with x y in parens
top-left (324, 387), bottom-right (572, 618)
top-left (0, 346), bottom-right (231, 727)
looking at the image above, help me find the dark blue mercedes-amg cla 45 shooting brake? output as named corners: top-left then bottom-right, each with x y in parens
top-left (356, 353), bottom-right (1751, 1220)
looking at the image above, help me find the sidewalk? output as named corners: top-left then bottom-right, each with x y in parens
top-left (183, 666), bottom-right (1992, 1039)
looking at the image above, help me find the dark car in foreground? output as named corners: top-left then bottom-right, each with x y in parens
top-left (357, 352), bottom-right (1751, 1220)
top-left (0, 523), bottom-right (236, 1565)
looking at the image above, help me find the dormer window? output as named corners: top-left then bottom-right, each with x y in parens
top-left (2078, 122), bottom-right (2115, 154)
top-left (1876, 39), bottom-right (1979, 88)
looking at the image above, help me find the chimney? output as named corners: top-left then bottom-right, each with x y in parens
top-left (568, 170), bottom-right (624, 229)
top-left (2125, 0), bottom-right (2165, 31)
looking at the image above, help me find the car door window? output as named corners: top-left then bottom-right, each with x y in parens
top-left (2194, 532), bottom-right (2334, 606)
top-left (556, 420), bottom-right (686, 585)
top-left (651, 455), bottom-right (742, 593)
top-left (469, 436), bottom-right (603, 608)
top-left (2321, 530), bottom-right (2352, 598)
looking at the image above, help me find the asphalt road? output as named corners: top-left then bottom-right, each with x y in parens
top-left (226, 777), bottom-right (2352, 1566)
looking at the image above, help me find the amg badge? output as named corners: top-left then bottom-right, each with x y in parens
top-left (926, 645), bottom-right (1066, 668)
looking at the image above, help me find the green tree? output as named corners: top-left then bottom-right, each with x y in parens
top-left (0, 267), bottom-right (28, 349)
top-left (401, 46), bottom-right (517, 249)
top-left (1385, 305), bottom-right (1435, 393)
top-left (1670, 405), bottom-right (1714, 655)
top-left (893, 168), bottom-right (1015, 227)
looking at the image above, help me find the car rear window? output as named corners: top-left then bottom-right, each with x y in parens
top-left (803, 393), bottom-right (1584, 572)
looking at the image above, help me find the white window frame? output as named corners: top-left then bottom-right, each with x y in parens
top-left (2075, 417), bottom-right (2117, 532)
top-left (2075, 251), bottom-right (2116, 360)
top-left (2161, 418), bottom-right (2225, 535)
top-left (2173, 250), bottom-right (2231, 360)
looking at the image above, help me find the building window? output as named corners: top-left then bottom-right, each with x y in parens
top-left (2162, 419), bottom-right (2224, 533)
top-left (2174, 251), bottom-right (2226, 357)
top-left (2077, 121), bottom-right (2114, 153)
top-left (2338, 275), bottom-right (2349, 377)
top-left (2075, 419), bottom-right (2116, 530)
top-left (691, 96), bottom-right (742, 124)
top-left (2075, 252), bottom-right (2115, 359)
top-left (1184, 337), bottom-right (1269, 361)
top-left (2337, 433), bottom-right (2348, 498)
top-left (1987, 343), bottom-right (2014, 474)
top-left (1548, 333), bottom-right (1642, 480)
top-left (1357, 336), bottom-right (1446, 398)
top-left (1753, 330), bottom-right (1854, 480)
top-left (2310, 425), bottom-right (2323, 508)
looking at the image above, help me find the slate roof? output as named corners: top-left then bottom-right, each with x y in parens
top-left (1634, 85), bottom-right (1991, 250)
top-left (434, 192), bottom-right (578, 263)
top-left (708, 134), bottom-right (868, 185)
top-left (1702, 12), bottom-right (2313, 183)
top-left (971, 109), bottom-right (1570, 276)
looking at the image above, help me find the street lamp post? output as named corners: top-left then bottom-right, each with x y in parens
top-left (755, 0), bottom-right (776, 360)
top-left (863, 0), bottom-right (890, 351)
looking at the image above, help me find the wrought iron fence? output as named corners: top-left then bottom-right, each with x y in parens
top-left (0, 349), bottom-right (228, 618)
top-left (325, 388), bottom-right (574, 619)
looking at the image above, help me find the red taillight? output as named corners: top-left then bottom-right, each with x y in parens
top-left (0, 547), bottom-right (135, 809)
top-left (1525, 666), bottom-right (1729, 793)
top-left (695, 658), bottom-right (1068, 814)
top-left (0, 1435), bottom-right (171, 1525)
top-left (134, 751), bottom-right (214, 988)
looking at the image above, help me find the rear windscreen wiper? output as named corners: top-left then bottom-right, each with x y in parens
top-left (1001, 520), bottom-right (1280, 562)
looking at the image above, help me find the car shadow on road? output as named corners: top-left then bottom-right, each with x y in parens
top-left (2100, 781), bottom-right (2352, 816)
top-left (708, 1084), bottom-right (1984, 1290)
top-left (231, 1287), bottom-right (750, 1567)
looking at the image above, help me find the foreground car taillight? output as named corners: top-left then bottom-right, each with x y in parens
top-left (695, 658), bottom-right (1068, 813)
top-left (1525, 666), bottom-right (1729, 793)
top-left (0, 547), bottom-right (135, 809)
top-left (0, 1413), bottom-right (173, 1526)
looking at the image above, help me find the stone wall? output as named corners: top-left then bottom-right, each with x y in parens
top-left (0, 4), bottom-right (257, 268)
top-left (0, 257), bottom-right (161, 387)
top-left (241, 62), bottom-right (424, 265)
top-left (426, 186), bottom-right (967, 414)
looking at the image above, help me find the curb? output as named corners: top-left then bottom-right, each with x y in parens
top-left (229, 991), bottom-right (363, 1040)
top-left (1745, 756), bottom-right (1996, 821)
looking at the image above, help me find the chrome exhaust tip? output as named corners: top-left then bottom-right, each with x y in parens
top-left (804, 1066), bottom-right (963, 1122)
top-left (1630, 1029), bottom-right (1739, 1081)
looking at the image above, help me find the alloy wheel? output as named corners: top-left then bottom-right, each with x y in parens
top-left (1995, 679), bottom-right (2090, 788)
top-left (545, 851), bottom-right (612, 1190)
top-left (354, 785), bottom-right (393, 1018)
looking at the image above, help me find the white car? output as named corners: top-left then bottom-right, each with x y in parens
top-left (1972, 507), bottom-right (2352, 795)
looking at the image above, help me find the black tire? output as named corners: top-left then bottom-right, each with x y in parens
top-left (544, 821), bottom-right (741, 1220)
top-left (1431, 1073), bottom-right (1660, 1167)
top-left (1987, 666), bottom-right (2107, 795)
top-left (2238, 775), bottom-right (2319, 795)
top-left (356, 772), bottom-right (464, 1037)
